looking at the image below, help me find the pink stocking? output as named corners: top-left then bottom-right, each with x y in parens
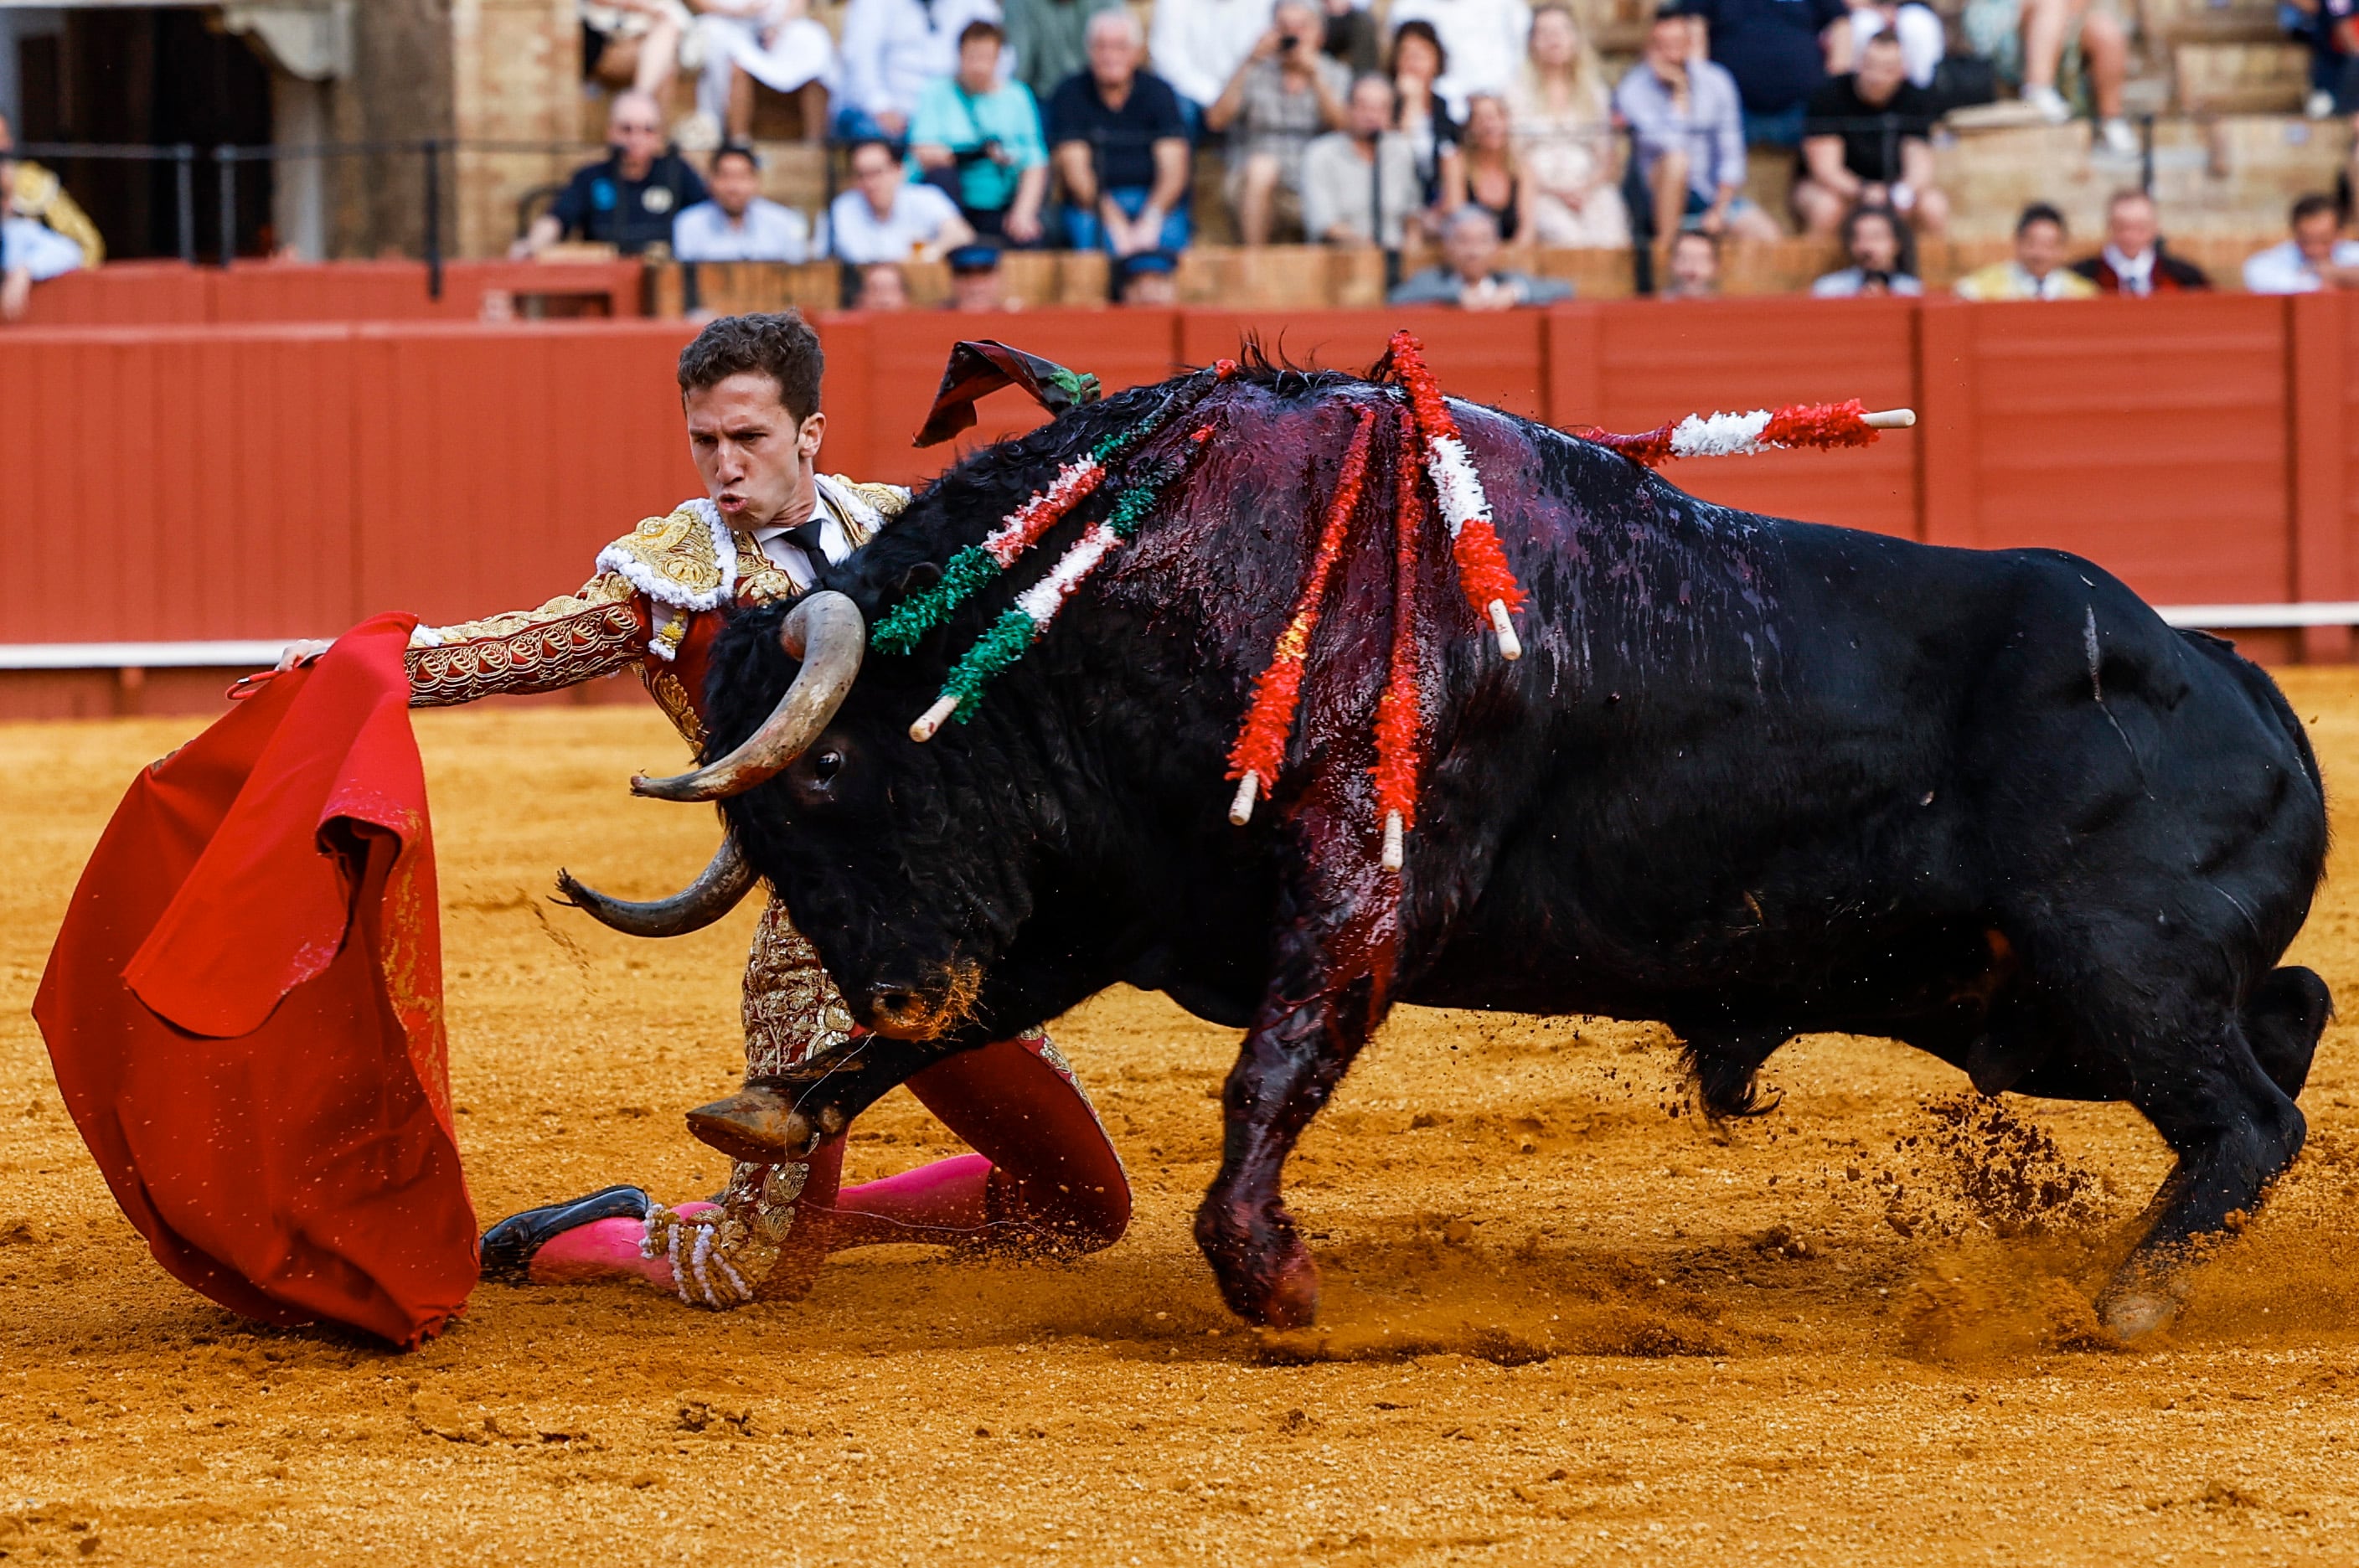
top-left (527, 1202), bottom-right (718, 1289)
top-left (830, 1153), bottom-right (995, 1246)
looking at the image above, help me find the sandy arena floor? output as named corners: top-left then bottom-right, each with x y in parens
top-left (3, 673), bottom-right (2359, 1565)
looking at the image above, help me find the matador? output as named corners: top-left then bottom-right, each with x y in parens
top-left (287, 311), bottom-right (1128, 1308)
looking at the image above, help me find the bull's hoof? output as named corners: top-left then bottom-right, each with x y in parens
top-left (2098, 1288), bottom-right (2180, 1342)
top-left (1259, 1252), bottom-right (1322, 1330)
top-left (685, 1087), bottom-right (818, 1164)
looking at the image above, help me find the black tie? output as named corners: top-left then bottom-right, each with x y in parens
top-left (782, 518), bottom-right (830, 579)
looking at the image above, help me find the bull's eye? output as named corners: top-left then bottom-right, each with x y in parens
top-left (812, 750), bottom-right (844, 785)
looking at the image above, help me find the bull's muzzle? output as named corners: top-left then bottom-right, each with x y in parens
top-left (632, 589), bottom-right (867, 802)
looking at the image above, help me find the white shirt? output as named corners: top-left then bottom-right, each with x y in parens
top-left (2, 217), bottom-right (84, 281)
top-left (1386, 0), bottom-right (1531, 119)
top-left (2101, 243), bottom-right (2154, 297)
top-left (1846, 2), bottom-right (1943, 88)
top-left (672, 197), bottom-right (813, 262)
top-left (1149, 0), bottom-right (1278, 108)
top-left (2243, 236), bottom-right (2359, 295)
top-left (827, 181), bottom-right (964, 262)
top-left (838, 0), bottom-right (1003, 116)
top-left (648, 482), bottom-right (864, 642)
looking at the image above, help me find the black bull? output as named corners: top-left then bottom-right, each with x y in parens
top-left (690, 368), bottom-right (2331, 1338)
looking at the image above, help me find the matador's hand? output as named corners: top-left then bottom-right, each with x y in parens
top-left (274, 638), bottom-right (333, 672)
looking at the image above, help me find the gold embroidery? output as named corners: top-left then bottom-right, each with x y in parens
top-left (641, 663), bottom-right (705, 747)
top-left (601, 507), bottom-right (727, 603)
top-left (405, 573), bottom-right (648, 708)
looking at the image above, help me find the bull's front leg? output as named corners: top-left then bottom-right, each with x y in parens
top-left (1195, 905), bottom-right (1390, 1328)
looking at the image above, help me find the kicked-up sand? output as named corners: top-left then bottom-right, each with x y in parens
top-left (2, 673), bottom-right (2356, 1565)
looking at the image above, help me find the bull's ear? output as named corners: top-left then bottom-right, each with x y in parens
top-left (896, 560), bottom-right (942, 601)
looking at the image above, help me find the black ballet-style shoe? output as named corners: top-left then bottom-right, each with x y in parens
top-left (477, 1184), bottom-right (651, 1284)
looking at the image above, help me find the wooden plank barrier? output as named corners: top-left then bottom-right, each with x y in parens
top-left (3, 292), bottom-right (2349, 717)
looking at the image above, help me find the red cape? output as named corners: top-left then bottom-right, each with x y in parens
top-left (34, 615), bottom-right (476, 1347)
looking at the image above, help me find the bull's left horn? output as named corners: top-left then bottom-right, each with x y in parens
top-left (632, 590), bottom-right (866, 802)
top-left (553, 835), bottom-right (757, 937)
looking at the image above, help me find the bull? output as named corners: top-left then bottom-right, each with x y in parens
top-left (617, 360), bottom-right (2331, 1339)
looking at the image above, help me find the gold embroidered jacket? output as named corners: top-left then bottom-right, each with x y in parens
top-left (404, 475), bottom-right (908, 742)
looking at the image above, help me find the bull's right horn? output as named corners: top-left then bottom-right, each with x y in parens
top-left (632, 589), bottom-right (866, 802)
top-left (553, 835), bottom-right (757, 938)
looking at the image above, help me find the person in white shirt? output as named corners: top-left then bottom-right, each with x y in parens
top-left (694, 0), bottom-right (838, 145)
top-left (1386, 0), bottom-right (1532, 120)
top-left (1149, 0), bottom-right (1278, 114)
top-left (1301, 75), bottom-right (1425, 245)
top-left (1840, 0), bottom-right (1942, 87)
top-left (828, 137), bottom-right (978, 261)
top-left (2243, 193), bottom-right (2359, 294)
top-left (1, 212), bottom-right (83, 321)
top-left (835, 0), bottom-right (1003, 142)
top-left (673, 144), bottom-right (816, 260)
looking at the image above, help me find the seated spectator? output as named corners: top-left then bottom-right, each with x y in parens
top-left (946, 243), bottom-right (1018, 310)
top-left (1794, 33), bottom-right (1948, 235)
top-left (518, 91), bottom-right (710, 256)
top-left (1207, 0), bottom-right (1351, 244)
top-left (1445, 93), bottom-right (1537, 242)
top-left (829, 137), bottom-right (978, 260)
top-left (1953, 201), bottom-right (2098, 299)
top-left (854, 260), bottom-right (911, 307)
top-left (694, 0), bottom-right (836, 146)
top-left (1006, 0), bottom-right (1124, 106)
top-left (1150, 0), bottom-right (1278, 121)
top-left (1810, 202), bottom-right (1921, 294)
top-left (2282, 0), bottom-right (2358, 118)
top-left (1389, 21), bottom-right (1465, 207)
top-left (1844, 0), bottom-right (1943, 88)
top-left (2243, 192), bottom-right (2359, 292)
top-left (581, 0), bottom-right (693, 116)
top-left (1388, 205), bottom-right (1574, 308)
top-left (1049, 11), bottom-right (1194, 255)
top-left (1323, 0), bottom-right (1385, 76)
top-left (1303, 75), bottom-right (1425, 245)
top-left (834, 0), bottom-right (1003, 145)
top-left (1661, 225), bottom-right (1722, 296)
top-left (1959, 0), bottom-right (2134, 155)
top-left (2, 210), bottom-right (85, 322)
top-left (1510, 3), bottom-right (1629, 247)
top-left (1118, 250), bottom-right (1181, 303)
top-left (1687, 0), bottom-right (1850, 147)
top-left (1388, 0), bottom-right (1532, 119)
top-left (1614, 8), bottom-right (1783, 245)
top-left (910, 20), bottom-right (1050, 243)
top-left (0, 114), bottom-right (103, 267)
top-left (2069, 187), bottom-right (2209, 294)
top-left (673, 144), bottom-right (815, 260)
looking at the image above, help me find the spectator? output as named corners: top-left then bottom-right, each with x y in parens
top-left (519, 91), bottom-right (710, 256)
top-left (1685, 0), bottom-right (1850, 147)
top-left (829, 137), bottom-right (978, 260)
top-left (1845, 0), bottom-right (1943, 88)
top-left (1004, 0), bottom-right (1123, 104)
top-left (1388, 205), bottom-right (1573, 307)
top-left (1302, 75), bottom-right (1425, 245)
top-left (694, 0), bottom-right (837, 146)
top-left (1810, 202), bottom-right (1921, 294)
top-left (2243, 192), bottom-right (2359, 292)
top-left (673, 144), bottom-right (815, 260)
top-left (1118, 250), bottom-right (1182, 303)
top-left (1959, 0), bottom-right (2134, 155)
top-left (1509, 2), bottom-right (1629, 246)
top-left (835, 0), bottom-right (1004, 144)
top-left (581, 0), bottom-right (694, 116)
top-left (1050, 11), bottom-right (1195, 255)
top-left (1614, 8), bottom-right (1782, 246)
top-left (854, 260), bottom-right (912, 307)
top-left (0, 114), bottom-right (103, 267)
top-left (2070, 188), bottom-right (2209, 294)
top-left (1387, 0), bottom-right (1533, 119)
top-left (1793, 32), bottom-right (1948, 235)
top-left (1445, 93), bottom-right (1536, 241)
top-left (1323, 0), bottom-right (1385, 76)
top-left (1661, 225), bottom-right (1722, 295)
top-left (910, 20), bottom-right (1051, 243)
top-left (2282, 0), bottom-right (2358, 118)
top-left (1389, 21), bottom-right (1465, 206)
top-left (1, 208), bottom-right (85, 322)
top-left (947, 243), bottom-right (1018, 310)
top-left (1208, 0), bottom-right (1352, 244)
top-left (1150, 0), bottom-right (1278, 121)
top-left (1953, 201), bottom-right (2098, 298)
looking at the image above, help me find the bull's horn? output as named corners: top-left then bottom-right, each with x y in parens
top-left (552, 836), bottom-right (757, 938)
top-left (632, 589), bottom-right (866, 802)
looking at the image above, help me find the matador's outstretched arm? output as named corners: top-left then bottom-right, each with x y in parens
top-left (403, 570), bottom-right (655, 708)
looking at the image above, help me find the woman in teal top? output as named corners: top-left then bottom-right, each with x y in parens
top-left (908, 19), bottom-right (1052, 245)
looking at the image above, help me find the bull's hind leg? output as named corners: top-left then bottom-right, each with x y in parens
top-left (2099, 1017), bottom-right (2306, 1338)
top-left (2243, 965), bottom-right (2332, 1100)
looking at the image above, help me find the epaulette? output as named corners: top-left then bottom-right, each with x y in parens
top-left (818, 474), bottom-right (911, 547)
top-left (594, 499), bottom-right (738, 613)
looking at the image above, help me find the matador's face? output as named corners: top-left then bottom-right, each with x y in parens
top-left (685, 371), bottom-right (825, 534)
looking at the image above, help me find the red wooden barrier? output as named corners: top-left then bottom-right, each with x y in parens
top-left (3, 294), bottom-right (2351, 721)
top-left (18, 260), bottom-right (644, 328)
